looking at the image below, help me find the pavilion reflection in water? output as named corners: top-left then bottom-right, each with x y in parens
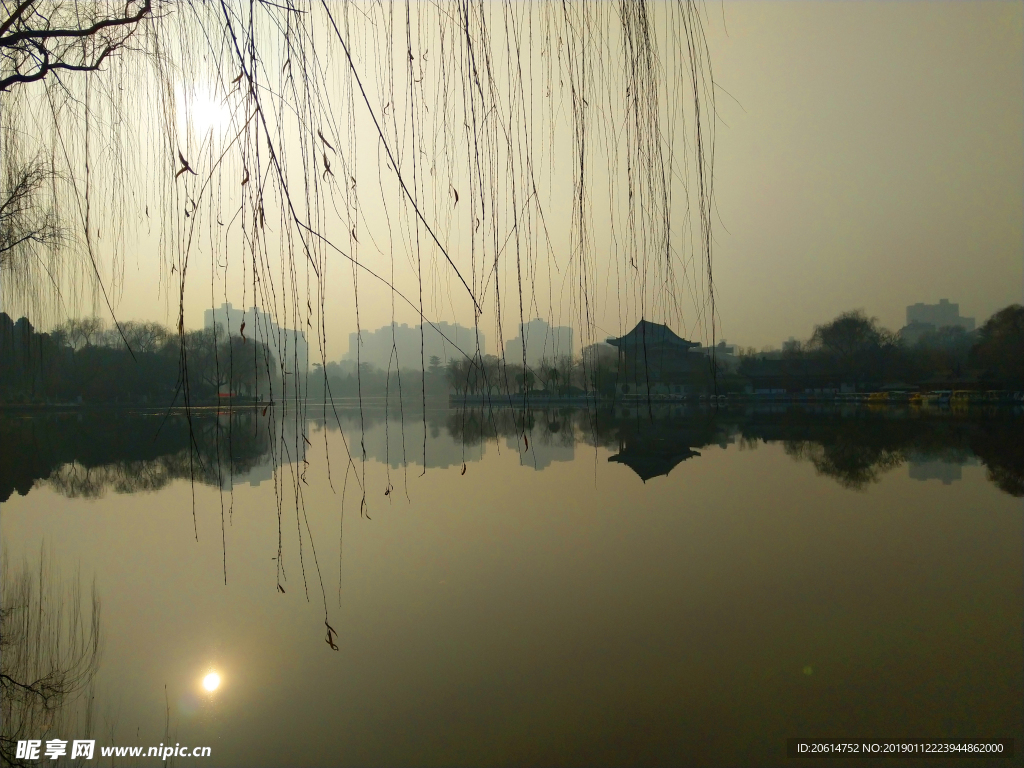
top-left (605, 404), bottom-right (733, 482)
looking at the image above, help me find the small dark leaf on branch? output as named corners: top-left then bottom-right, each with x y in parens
top-left (318, 129), bottom-right (335, 152)
top-left (461, 463), bottom-right (467, 475)
top-left (277, 583), bottom-right (285, 593)
top-left (324, 620), bottom-right (339, 651)
top-left (175, 151), bottom-right (196, 178)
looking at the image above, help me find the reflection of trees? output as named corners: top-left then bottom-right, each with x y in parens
top-left (326, 404), bottom-right (1023, 496)
top-left (46, 458), bottom-right (187, 498)
top-left (783, 440), bottom-right (904, 490)
top-left (741, 407), bottom-right (1023, 496)
top-left (25, 405), bottom-right (1009, 497)
top-left (970, 419), bottom-right (1024, 497)
top-left (436, 404), bottom-right (1024, 496)
top-left (446, 408), bottom-right (518, 447)
top-left (444, 407), bottom-right (584, 448)
top-left (1, 411), bottom-right (273, 500)
top-left (1, 549), bottom-right (101, 767)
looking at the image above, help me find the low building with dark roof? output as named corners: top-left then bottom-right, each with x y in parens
top-left (606, 320), bottom-right (706, 395)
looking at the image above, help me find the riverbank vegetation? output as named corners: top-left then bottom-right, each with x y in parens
top-left (738, 305), bottom-right (1023, 392)
top-left (3, 304), bottom-right (1020, 406)
top-left (0, 313), bottom-right (276, 405)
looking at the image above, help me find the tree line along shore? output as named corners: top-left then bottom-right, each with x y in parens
top-left (2, 306), bottom-right (1021, 407)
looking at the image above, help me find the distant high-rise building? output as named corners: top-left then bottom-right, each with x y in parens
top-left (203, 303), bottom-right (308, 377)
top-left (581, 341), bottom-right (617, 369)
top-left (504, 318), bottom-right (573, 369)
top-left (906, 299), bottom-right (975, 332)
top-left (343, 322), bottom-right (486, 370)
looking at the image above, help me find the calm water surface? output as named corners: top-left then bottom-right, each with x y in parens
top-left (2, 405), bottom-right (1021, 766)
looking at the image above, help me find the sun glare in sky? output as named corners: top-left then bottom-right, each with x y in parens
top-left (178, 84), bottom-right (232, 138)
top-left (202, 672), bottom-right (221, 692)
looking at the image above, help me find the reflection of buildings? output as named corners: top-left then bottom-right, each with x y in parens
top-left (216, 411), bottom-right (306, 489)
top-left (344, 322), bottom-right (486, 370)
top-left (507, 429), bottom-right (574, 470)
top-left (604, 405), bottom-right (732, 482)
top-left (233, 460), bottom-right (275, 487)
top-left (907, 451), bottom-right (979, 486)
top-left (504, 318), bottom-right (573, 368)
top-left (329, 412), bottom-right (484, 469)
top-left (608, 441), bottom-right (700, 482)
top-left (204, 303), bottom-right (308, 377)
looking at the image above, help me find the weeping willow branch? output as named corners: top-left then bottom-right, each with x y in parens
top-left (0, 547), bottom-right (102, 767)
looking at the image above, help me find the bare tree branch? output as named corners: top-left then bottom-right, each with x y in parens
top-left (0, 0), bottom-right (150, 47)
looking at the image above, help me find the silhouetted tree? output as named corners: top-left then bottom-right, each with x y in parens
top-left (807, 310), bottom-right (896, 384)
top-left (969, 304), bottom-right (1024, 387)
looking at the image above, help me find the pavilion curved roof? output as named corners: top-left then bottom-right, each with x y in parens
top-left (605, 319), bottom-right (699, 350)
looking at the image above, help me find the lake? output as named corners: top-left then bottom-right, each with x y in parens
top-left (2, 404), bottom-right (1021, 766)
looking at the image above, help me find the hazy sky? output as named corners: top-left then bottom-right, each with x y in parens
top-left (705, 1), bottom-right (1023, 349)
top-left (46, 1), bottom-right (1023, 358)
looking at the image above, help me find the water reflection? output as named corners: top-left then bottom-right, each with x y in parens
top-left (2, 404), bottom-right (1020, 767)
top-left (908, 451), bottom-right (979, 485)
top-left (0, 549), bottom-right (101, 765)
top-left (0, 410), bottom-right (299, 501)
top-left (2, 404), bottom-right (1021, 500)
top-left (315, 408), bottom-right (482, 469)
